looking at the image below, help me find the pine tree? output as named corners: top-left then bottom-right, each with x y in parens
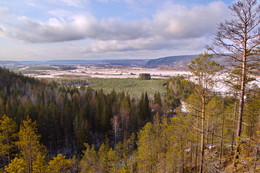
top-left (0, 115), bottom-right (18, 164)
top-left (188, 52), bottom-right (224, 173)
top-left (137, 122), bottom-right (157, 172)
top-left (98, 142), bottom-right (109, 172)
top-left (244, 90), bottom-right (260, 138)
top-left (211, 0), bottom-right (259, 169)
top-left (16, 117), bottom-right (46, 173)
top-left (122, 132), bottom-right (135, 163)
top-left (118, 164), bottom-right (131, 173)
top-left (107, 148), bottom-right (119, 173)
top-left (80, 144), bottom-right (99, 173)
top-left (32, 155), bottom-right (48, 173)
top-left (5, 157), bottom-right (26, 173)
top-left (48, 154), bottom-right (72, 173)
top-left (205, 97), bottom-right (223, 146)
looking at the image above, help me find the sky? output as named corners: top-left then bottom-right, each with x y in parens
top-left (0, 0), bottom-right (235, 61)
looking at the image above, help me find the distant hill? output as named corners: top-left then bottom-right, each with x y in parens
top-left (14, 60), bottom-right (104, 65)
top-left (146, 55), bottom-right (197, 68)
top-left (45, 60), bottom-right (102, 65)
top-left (0, 61), bottom-right (20, 66)
top-left (103, 59), bottom-right (149, 66)
top-left (1, 54), bottom-right (228, 68)
top-left (18, 59), bottom-right (149, 66)
top-left (146, 54), bottom-right (228, 68)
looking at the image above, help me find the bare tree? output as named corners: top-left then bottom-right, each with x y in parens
top-left (211, 0), bottom-right (260, 170)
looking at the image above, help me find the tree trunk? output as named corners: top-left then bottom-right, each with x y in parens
top-left (220, 115), bottom-right (225, 163)
top-left (180, 135), bottom-right (184, 173)
top-left (195, 133), bottom-right (199, 172)
top-left (220, 98), bottom-right (225, 163)
top-left (234, 29), bottom-right (247, 171)
top-left (231, 101), bottom-right (237, 151)
top-left (206, 117), bottom-right (209, 145)
top-left (199, 95), bottom-right (205, 173)
top-left (190, 141), bottom-right (193, 171)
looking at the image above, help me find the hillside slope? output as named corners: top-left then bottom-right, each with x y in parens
top-left (146, 55), bottom-right (197, 68)
top-left (146, 54), bottom-right (228, 68)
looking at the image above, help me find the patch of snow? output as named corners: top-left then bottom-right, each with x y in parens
top-left (181, 101), bottom-right (189, 113)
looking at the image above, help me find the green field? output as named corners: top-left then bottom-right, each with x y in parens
top-left (88, 78), bottom-right (166, 98)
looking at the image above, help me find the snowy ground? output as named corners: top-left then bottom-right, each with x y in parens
top-left (24, 65), bottom-right (191, 79)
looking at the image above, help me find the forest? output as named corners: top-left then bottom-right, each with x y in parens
top-left (0, 56), bottom-right (259, 173)
top-left (0, 0), bottom-right (260, 172)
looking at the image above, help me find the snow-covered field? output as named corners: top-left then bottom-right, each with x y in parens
top-left (188, 72), bottom-right (259, 94)
top-left (24, 66), bottom-right (191, 79)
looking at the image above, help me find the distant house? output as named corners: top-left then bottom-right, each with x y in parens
top-left (139, 73), bottom-right (151, 80)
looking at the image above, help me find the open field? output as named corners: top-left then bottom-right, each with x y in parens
top-left (17, 65), bottom-right (189, 98)
top-left (44, 77), bottom-right (167, 98)
top-left (88, 78), bottom-right (166, 98)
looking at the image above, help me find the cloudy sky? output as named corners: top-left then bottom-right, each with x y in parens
top-left (0, 0), bottom-right (234, 61)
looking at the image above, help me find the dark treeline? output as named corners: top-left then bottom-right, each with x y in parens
top-left (0, 67), bottom-right (158, 157)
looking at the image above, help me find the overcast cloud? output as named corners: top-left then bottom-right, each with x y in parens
top-left (0, 0), bottom-right (231, 60)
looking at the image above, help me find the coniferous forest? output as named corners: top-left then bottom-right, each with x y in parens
top-left (0, 61), bottom-right (259, 173)
top-left (0, 0), bottom-right (259, 172)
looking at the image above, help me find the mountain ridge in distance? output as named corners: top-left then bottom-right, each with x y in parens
top-left (0, 54), bottom-right (228, 67)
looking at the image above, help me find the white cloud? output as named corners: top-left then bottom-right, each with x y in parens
top-left (80, 1), bottom-right (229, 55)
top-left (0, 1), bottom-right (230, 55)
top-left (153, 1), bottom-right (229, 38)
top-left (84, 36), bottom-right (210, 54)
top-left (1, 13), bottom-right (152, 42)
